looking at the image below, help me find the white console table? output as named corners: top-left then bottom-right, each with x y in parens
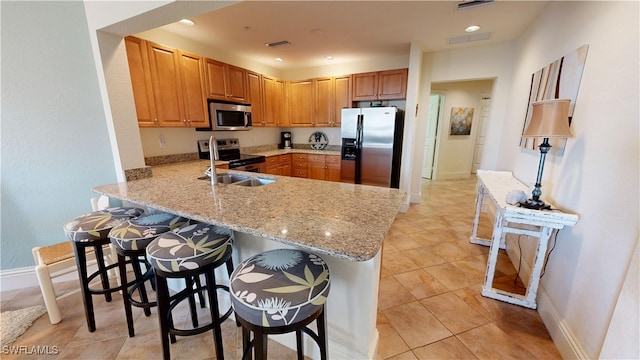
top-left (470, 170), bottom-right (578, 309)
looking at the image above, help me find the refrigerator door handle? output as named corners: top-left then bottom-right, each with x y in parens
top-left (355, 114), bottom-right (363, 184)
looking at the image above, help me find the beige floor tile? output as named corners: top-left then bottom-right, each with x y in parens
top-left (376, 311), bottom-right (411, 359)
top-left (383, 301), bottom-right (452, 349)
top-left (411, 336), bottom-right (478, 359)
top-left (381, 251), bottom-right (422, 275)
top-left (457, 322), bottom-right (538, 360)
top-left (378, 276), bottom-right (417, 310)
top-left (419, 292), bottom-right (490, 334)
top-left (393, 269), bottom-right (449, 300)
top-left (423, 263), bottom-right (479, 291)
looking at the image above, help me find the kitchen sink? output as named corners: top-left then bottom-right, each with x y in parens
top-left (199, 172), bottom-right (275, 187)
top-left (216, 173), bottom-right (250, 184)
top-left (232, 177), bottom-right (276, 187)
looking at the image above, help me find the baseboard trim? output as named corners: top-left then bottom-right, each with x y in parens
top-left (538, 290), bottom-right (588, 359)
top-left (1, 265), bottom-right (80, 292)
top-left (1, 266), bottom-right (41, 292)
top-left (505, 239), bottom-right (586, 359)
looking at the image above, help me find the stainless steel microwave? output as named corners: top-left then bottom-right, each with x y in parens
top-left (196, 100), bottom-right (252, 131)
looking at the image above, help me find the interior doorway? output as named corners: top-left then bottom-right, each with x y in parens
top-left (422, 94), bottom-right (444, 179)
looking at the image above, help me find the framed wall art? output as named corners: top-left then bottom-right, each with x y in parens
top-left (520, 44), bottom-right (589, 150)
top-left (450, 107), bottom-right (474, 136)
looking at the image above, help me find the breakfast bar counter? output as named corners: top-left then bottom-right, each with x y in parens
top-left (93, 160), bottom-right (406, 359)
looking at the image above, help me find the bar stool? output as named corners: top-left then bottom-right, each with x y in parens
top-left (146, 223), bottom-right (235, 360)
top-left (108, 212), bottom-right (189, 337)
top-left (63, 206), bottom-right (144, 332)
top-left (229, 248), bottom-right (331, 360)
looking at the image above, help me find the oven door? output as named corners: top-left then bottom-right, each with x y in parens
top-left (231, 162), bottom-right (266, 173)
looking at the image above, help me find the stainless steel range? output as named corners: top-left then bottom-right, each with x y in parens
top-left (198, 138), bottom-right (266, 173)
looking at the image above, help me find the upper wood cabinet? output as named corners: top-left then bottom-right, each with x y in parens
top-left (125, 36), bottom-right (208, 128)
top-left (247, 71), bottom-right (265, 127)
top-left (263, 75), bottom-right (287, 127)
top-left (124, 36), bottom-right (156, 127)
top-left (352, 69), bottom-right (408, 101)
top-left (204, 58), bottom-right (248, 103)
top-left (314, 75), bottom-right (351, 127)
top-left (288, 80), bottom-right (314, 127)
top-left (145, 40), bottom-right (184, 127)
top-left (179, 50), bottom-right (208, 128)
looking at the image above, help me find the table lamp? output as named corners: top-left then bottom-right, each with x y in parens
top-left (520, 98), bottom-right (572, 210)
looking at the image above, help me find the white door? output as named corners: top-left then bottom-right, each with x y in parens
top-left (472, 97), bottom-right (491, 173)
top-left (422, 94), bottom-right (442, 179)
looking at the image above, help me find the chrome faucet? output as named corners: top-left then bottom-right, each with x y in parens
top-left (209, 136), bottom-right (219, 185)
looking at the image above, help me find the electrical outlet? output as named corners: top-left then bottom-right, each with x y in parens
top-left (159, 135), bottom-right (166, 148)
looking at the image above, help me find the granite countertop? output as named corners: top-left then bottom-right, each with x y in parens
top-left (94, 160), bottom-right (406, 261)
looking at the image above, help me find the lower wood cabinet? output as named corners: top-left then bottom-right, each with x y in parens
top-left (267, 153), bottom-right (340, 181)
top-left (292, 153), bottom-right (308, 178)
top-left (265, 154), bottom-right (292, 176)
top-left (308, 154), bottom-right (341, 181)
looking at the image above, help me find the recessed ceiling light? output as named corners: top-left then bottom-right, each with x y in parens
top-left (465, 25), bottom-right (481, 32)
top-left (274, 57), bottom-right (284, 62)
top-left (325, 56), bottom-right (334, 60)
top-left (179, 19), bottom-right (195, 26)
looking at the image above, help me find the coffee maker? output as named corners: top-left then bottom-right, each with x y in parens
top-left (280, 131), bottom-right (292, 149)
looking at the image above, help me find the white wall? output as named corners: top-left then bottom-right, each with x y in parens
top-left (420, 41), bottom-right (516, 174)
top-left (500, 2), bottom-right (639, 358)
top-left (430, 80), bottom-right (494, 179)
top-left (0, 2), bottom-right (118, 269)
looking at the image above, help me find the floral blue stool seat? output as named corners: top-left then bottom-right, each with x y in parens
top-left (63, 206), bottom-right (144, 332)
top-left (108, 212), bottom-right (189, 337)
top-left (146, 223), bottom-right (235, 360)
top-left (229, 249), bottom-right (331, 360)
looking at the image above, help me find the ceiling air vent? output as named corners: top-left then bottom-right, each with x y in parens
top-left (456, 0), bottom-right (495, 11)
top-left (449, 32), bottom-right (492, 45)
top-left (265, 40), bottom-right (291, 48)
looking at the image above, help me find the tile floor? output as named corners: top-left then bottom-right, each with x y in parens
top-left (0, 177), bottom-right (561, 359)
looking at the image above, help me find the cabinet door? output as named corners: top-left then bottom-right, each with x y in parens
top-left (313, 77), bottom-right (333, 127)
top-left (288, 80), bottom-right (314, 127)
top-left (326, 155), bottom-right (341, 182)
top-left (247, 72), bottom-right (264, 126)
top-left (308, 154), bottom-right (326, 180)
top-left (378, 69), bottom-right (408, 100)
top-left (147, 41), bottom-right (184, 127)
top-left (334, 75), bottom-right (351, 127)
top-left (179, 51), bottom-right (208, 128)
top-left (263, 76), bottom-right (285, 127)
top-left (226, 65), bottom-right (248, 103)
top-left (124, 37), bottom-right (157, 127)
top-left (352, 72), bottom-right (379, 101)
top-left (204, 58), bottom-right (227, 101)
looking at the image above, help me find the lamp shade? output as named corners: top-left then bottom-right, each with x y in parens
top-left (523, 99), bottom-right (573, 138)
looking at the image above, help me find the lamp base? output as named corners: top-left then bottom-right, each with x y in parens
top-left (519, 198), bottom-right (551, 211)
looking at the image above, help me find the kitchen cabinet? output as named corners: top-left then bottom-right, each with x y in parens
top-left (280, 154), bottom-right (292, 176)
top-left (352, 69), bottom-right (408, 101)
top-left (263, 75), bottom-right (287, 127)
top-left (204, 58), bottom-right (248, 103)
top-left (288, 80), bottom-right (314, 127)
top-left (247, 72), bottom-right (265, 127)
top-left (125, 36), bottom-right (156, 127)
top-left (292, 153), bottom-right (308, 178)
top-left (314, 75), bottom-right (351, 127)
top-left (125, 36), bottom-right (208, 128)
top-left (265, 154), bottom-right (291, 176)
top-left (178, 50), bottom-right (209, 128)
top-left (308, 154), bottom-right (341, 181)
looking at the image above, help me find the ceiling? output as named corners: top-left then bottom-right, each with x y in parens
top-left (159, 1), bottom-right (548, 70)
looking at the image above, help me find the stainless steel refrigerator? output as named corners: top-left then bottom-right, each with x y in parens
top-left (340, 107), bottom-right (404, 188)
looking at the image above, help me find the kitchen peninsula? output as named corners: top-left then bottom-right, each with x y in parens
top-left (93, 160), bottom-right (406, 359)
